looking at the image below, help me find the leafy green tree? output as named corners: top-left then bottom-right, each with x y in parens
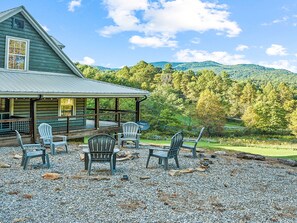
top-left (196, 89), bottom-right (226, 135)
top-left (288, 109), bottom-right (297, 136)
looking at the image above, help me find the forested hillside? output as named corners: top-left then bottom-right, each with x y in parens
top-left (77, 61), bottom-right (297, 137)
top-left (151, 61), bottom-right (297, 86)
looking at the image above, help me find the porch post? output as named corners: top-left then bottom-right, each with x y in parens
top-left (30, 99), bottom-right (37, 143)
top-left (95, 98), bottom-right (99, 129)
top-left (115, 98), bottom-right (119, 122)
top-left (135, 97), bottom-right (140, 123)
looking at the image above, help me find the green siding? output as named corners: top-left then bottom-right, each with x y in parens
top-left (13, 98), bottom-right (87, 131)
top-left (0, 13), bottom-right (74, 74)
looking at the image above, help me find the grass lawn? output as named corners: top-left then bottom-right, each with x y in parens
top-left (141, 139), bottom-right (297, 161)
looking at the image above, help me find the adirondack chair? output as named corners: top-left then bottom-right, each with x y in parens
top-left (146, 131), bottom-right (183, 170)
top-left (16, 130), bottom-right (50, 170)
top-left (38, 123), bottom-right (68, 155)
top-left (118, 122), bottom-right (140, 149)
top-left (181, 127), bottom-right (205, 158)
top-left (87, 134), bottom-right (116, 175)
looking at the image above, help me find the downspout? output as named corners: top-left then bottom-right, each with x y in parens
top-left (135, 95), bottom-right (148, 122)
top-left (30, 95), bottom-right (43, 143)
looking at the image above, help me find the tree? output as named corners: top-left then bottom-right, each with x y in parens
top-left (288, 109), bottom-right (297, 137)
top-left (196, 89), bottom-right (226, 135)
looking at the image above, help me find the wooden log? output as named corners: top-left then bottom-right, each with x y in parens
top-left (236, 152), bottom-right (265, 161)
top-left (277, 158), bottom-right (297, 167)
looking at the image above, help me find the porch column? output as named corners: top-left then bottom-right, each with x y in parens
top-left (30, 99), bottom-right (37, 143)
top-left (115, 98), bottom-right (119, 122)
top-left (135, 97), bottom-right (140, 123)
top-left (95, 98), bottom-right (99, 129)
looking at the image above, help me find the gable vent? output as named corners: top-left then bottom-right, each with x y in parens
top-left (12, 18), bottom-right (25, 30)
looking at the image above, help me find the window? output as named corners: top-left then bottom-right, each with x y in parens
top-left (59, 98), bottom-right (76, 117)
top-left (6, 36), bottom-right (29, 70)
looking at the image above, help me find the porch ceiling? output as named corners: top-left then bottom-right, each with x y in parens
top-left (0, 70), bottom-right (149, 98)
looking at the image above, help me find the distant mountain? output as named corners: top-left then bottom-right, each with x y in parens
top-left (150, 61), bottom-right (297, 85)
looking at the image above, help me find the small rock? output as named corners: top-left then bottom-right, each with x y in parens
top-left (13, 218), bottom-right (28, 223)
top-left (79, 154), bottom-right (84, 161)
top-left (180, 168), bottom-right (196, 174)
top-left (139, 176), bottom-right (150, 180)
top-left (196, 167), bottom-right (207, 172)
top-left (214, 151), bottom-right (227, 155)
top-left (121, 175), bottom-right (129, 181)
top-left (22, 194), bottom-right (33, 199)
top-left (13, 154), bottom-right (22, 159)
top-left (168, 170), bottom-right (181, 176)
top-left (89, 176), bottom-right (110, 181)
top-left (210, 154), bottom-right (216, 158)
top-left (0, 162), bottom-right (11, 168)
top-left (42, 173), bottom-right (61, 180)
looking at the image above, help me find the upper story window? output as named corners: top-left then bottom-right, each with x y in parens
top-left (5, 36), bottom-right (30, 71)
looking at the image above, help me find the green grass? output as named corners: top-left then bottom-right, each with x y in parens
top-left (140, 138), bottom-right (297, 160)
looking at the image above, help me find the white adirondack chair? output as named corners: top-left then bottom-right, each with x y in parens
top-left (38, 123), bottom-right (68, 155)
top-left (118, 122), bottom-right (140, 149)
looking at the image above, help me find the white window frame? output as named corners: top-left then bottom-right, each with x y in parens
top-left (58, 98), bottom-right (76, 120)
top-left (5, 36), bottom-right (30, 71)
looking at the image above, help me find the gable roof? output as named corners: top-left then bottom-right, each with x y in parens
top-left (0, 6), bottom-right (84, 78)
top-left (0, 70), bottom-right (149, 98)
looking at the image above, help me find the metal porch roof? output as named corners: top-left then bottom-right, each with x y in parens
top-left (0, 71), bottom-right (149, 98)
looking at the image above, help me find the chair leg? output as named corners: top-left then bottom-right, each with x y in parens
top-left (135, 140), bottom-right (139, 149)
top-left (42, 153), bottom-right (46, 164)
top-left (192, 147), bottom-right (197, 158)
top-left (174, 156), bottom-right (180, 168)
top-left (23, 157), bottom-right (29, 170)
top-left (51, 144), bottom-right (56, 155)
top-left (164, 158), bottom-right (168, 170)
top-left (21, 155), bottom-right (25, 166)
top-left (88, 160), bottom-right (92, 175)
top-left (65, 144), bottom-right (68, 153)
top-left (110, 160), bottom-right (114, 175)
top-left (146, 155), bottom-right (151, 168)
top-left (46, 154), bottom-right (50, 168)
top-left (113, 154), bottom-right (116, 171)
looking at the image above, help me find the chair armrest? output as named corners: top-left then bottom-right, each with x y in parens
top-left (149, 147), bottom-right (169, 152)
top-left (23, 144), bottom-right (44, 151)
top-left (162, 146), bottom-right (170, 150)
top-left (183, 138), bottom-right (196, 143)
top-left (53, 135), bottom-right (67, 141)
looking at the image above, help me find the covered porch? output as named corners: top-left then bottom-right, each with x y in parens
top-left (0, 70), bottom-right (149, 146)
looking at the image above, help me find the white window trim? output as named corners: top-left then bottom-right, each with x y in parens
top-left (58, 98), bottom-right (76, 120)
top-left (5, 36), bottom-right (30, 71)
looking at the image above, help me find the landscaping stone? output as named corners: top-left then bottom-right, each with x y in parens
top-left (0, 162), bottom-right (11, 168)
top-left (42, 173), bottom-right (61, 180)
top-left (236, 152), bottom-right (265, 161)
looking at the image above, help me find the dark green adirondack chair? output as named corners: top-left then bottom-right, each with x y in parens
top-left (16, 130), bottom-right (50, 170)
top-left (146, 131), bottom-right (183, 170)
top-left (87, 134), bottom-right (116, 175)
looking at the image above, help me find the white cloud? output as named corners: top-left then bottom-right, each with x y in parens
top-left (259, 60), bottom-right (297, 72)
top-left (129, 35), bottom-right (177, 48)
top-left (235, 44), bottom-right (249, 52)
top-left (266, 44), bottom-right (287, 56)
top-left (41, 25), bottom-right (49, 32)
top-left (175, 49), bottom-right (250, 65)
top-left (79, 56), bottom-right (95, 65)
top-left (191, 37), bottom-right (200, 45)
top-left (68, 0), bottom-right (81, 12)
top-left (262, 16), bottom-right (288, 26)
top-left (100, 0), bottom-right (241, 48)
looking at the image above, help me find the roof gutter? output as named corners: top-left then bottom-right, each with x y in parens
top-left (138, 95), bottom-right (148, 103)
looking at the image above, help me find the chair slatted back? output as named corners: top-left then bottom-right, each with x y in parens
top-left (122, 122), bottom-right (139, 138)
top-left (88, 134), bottom-right (116, 162)
top-left (194, 127), bottom-right (205, 144)
top-left (38, 123), bottom-right (53, 144)
top-left (15, 130), bottom-right (25, 151)
top-left (168, 131), bottom-right (183, 158)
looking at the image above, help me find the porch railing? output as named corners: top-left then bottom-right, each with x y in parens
top-left (0, 118), bottom-right (32, 135)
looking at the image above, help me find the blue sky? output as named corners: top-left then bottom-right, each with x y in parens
top-left (1, 0), bottom-right (297, 72)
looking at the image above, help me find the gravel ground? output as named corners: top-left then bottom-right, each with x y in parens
top-left (0, 143), bottom-right (297, 223)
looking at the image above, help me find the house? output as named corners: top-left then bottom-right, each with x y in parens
top-left (0, 6), bottom-right (149, 146)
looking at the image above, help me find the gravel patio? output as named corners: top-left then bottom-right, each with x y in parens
top-left (0, 143), bottom-right (297, 223)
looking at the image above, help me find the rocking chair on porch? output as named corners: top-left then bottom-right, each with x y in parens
top-left (38, 123), bottom-right (68, 155)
